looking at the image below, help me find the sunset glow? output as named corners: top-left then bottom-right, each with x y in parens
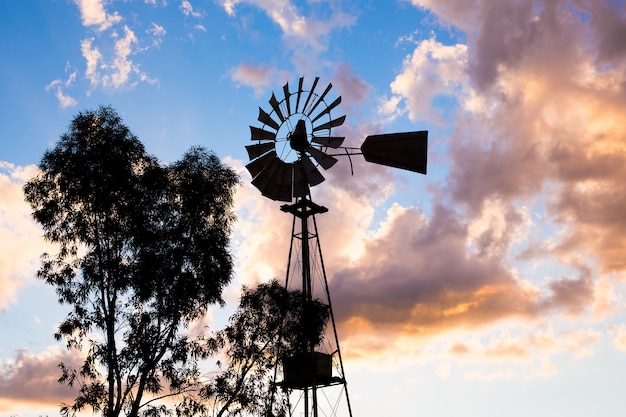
top-left (1, 1), bottom-right (626, 416)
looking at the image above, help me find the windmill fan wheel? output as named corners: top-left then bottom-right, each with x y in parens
top-left (245, 76), bottom-right (346, 202)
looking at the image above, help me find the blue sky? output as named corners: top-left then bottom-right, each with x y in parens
top-left (1, 1), bottom-right (626, 416)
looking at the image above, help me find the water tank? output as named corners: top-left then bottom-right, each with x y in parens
top-left (281, 352), bottom-right (333, 389)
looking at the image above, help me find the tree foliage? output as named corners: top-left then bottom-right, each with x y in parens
top-left (204, 280), bottom-right (330, 417)
top-left (24, 106), bottom-right (239, 417)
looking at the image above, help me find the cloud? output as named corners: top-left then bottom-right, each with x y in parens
top-left (225, 1), bottom-right (626, 372)
top-left (331, 63), bottom-right (371, 116)
top-left (442, 3), bottom-right (626, 276)
top-left (73, 0), bottom-right (122, 32)
top-left (45, 63), bottom-right (79, 108)
top-left (147, 22), bottom-right (167, 46)
top-left (381, 38), bottom-right (469, 124)
top-left (81, 37), bottom-right (103, 89)
top-left (0, 347), bottom-right (80, 410)
top-left (230, 163), bottom-right (293, 289)
top-left (230, 63), bottom-right (293, 97)
top-left (328, 202), bottom-right (542, 336)
top-left (0, 163), bottom-right (53, 309)
top-left (45, 79), bottom-right (77, 109)
top-left (221, 0), bottom-right (237, 17)
top-left (80, 26), bottom-right (155, 92)
top-left (231, 63), bottom-right (274, 90)
top-left (326, 0), bottom-right (626, 361)
top-left (217, 0), bottom-right (356, 63)
top-left (103, 26), bottom-right (141, 89)
top-left (180, 0), bottom-right (204, 18)
top-left (419, 326), bottom-right (601, 380)
top-left (609, 325), bottom-right (626, 351)
top-left (49, 1), bottom-right (160, 106)
top-left (54, 87), bottom-right (78, 108)
top-left (387, 2), bottom-right (626, 278)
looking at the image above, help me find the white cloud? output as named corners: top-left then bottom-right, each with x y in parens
top-left (381, 38), bottom-right (469, 124)
top-left (80, 27), bottom-right (155, 92)
top-left (216, 0), bottom-right (356, 54)
top-left (104, 26), bottom-right (140, 88)
top-left (81, 37), bottom-right (103, 89)
top-left (45, 66), bottom-right (78, 108)
top-left (220, 0), bottom-right (238, 17)
top-left (147, 22), bottom-right (167, 42)
top-left (73, 0), bottom-right (121, 32)
top-left (65, 68), bottom-right (78, 86)
top-left (180, 0), bottom-right (204, 18)
top-left (53, 87), bottom-right (78, 108)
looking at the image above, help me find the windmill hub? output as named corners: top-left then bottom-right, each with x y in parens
top-left (245, 76), bottom-right (346, 202)
top-left (289, 119), bottom-right (309, 153)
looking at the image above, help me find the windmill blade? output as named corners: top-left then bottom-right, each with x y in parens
top-left (252, 159), bottom-right (293, 201)
top-left (295, 77), bottom-right (304, 113)
top-left (245, 142), bottom-right (275, 160)
top-left (274, 163), bottom-right (294, 202)
top-left (307, 82), bottom-right (332, 118)
top-left (250, 126), bottom-right (277, 141)
top-left (258, 107), bottom-right (280, 131)
top-left (283, 82), bottom-right (292, 116)
top-left (269, 93), bottom-right (286, 122)
top-left (312, 115), bottom-right (346, 132)
top-left (300, 154), bottom-right (325, 186)
top-left (251, 157), bottom-right (280, 197)
top-left (311, 136), bottom-right (345, 148)
top-left (245, 149), bottom-right (277, 179)
top-left (308, 146), bottom-right (338, 170)
top-left (310, 95), bottom-right (341, 124)
top-left (292, 160), bottom-right (310, 197)
top-left (301, 76), bottom-right (319, 116)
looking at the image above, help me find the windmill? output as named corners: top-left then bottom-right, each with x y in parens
top-left (245, 76), bottom-right (427, 417)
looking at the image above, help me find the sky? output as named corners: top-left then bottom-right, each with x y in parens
top-left (1, 0), bottom-right (626, 416)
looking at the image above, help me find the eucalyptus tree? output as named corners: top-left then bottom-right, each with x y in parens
top-left (24, 106), bottom-right (239, 417)
top-left (204, 280), bottom-right (330, 417)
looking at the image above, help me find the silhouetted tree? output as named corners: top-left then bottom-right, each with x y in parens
top-left (204, 280), bottom-right (330, 417)
top-left (24, 106), bottom-right (239, 417)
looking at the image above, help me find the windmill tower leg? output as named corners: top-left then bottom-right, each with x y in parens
top-left (279, 197), bottom-right (353, 417)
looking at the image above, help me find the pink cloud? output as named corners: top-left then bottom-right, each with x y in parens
top-left (0, 347), bottom-right (80, 410)
top-left (331, 63), bottom-right (371, 117)
top-left (230, 63), bottom-right (277, 97)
